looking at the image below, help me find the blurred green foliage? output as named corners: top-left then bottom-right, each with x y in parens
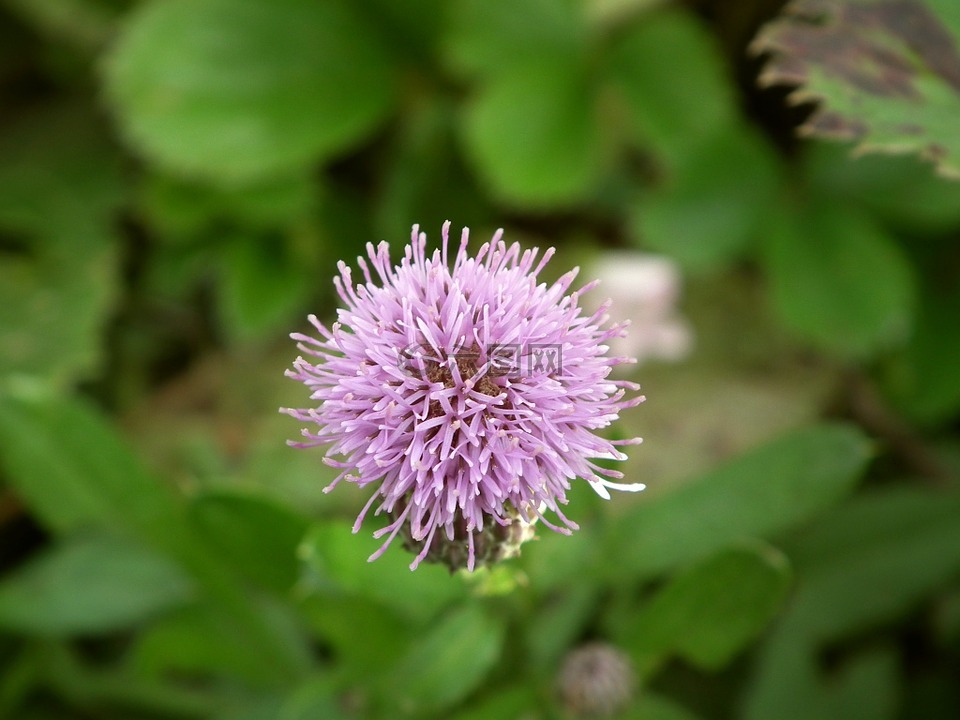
top-left (1, 1), bottom-right (960, 719)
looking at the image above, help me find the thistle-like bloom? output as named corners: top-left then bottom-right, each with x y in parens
top-left (283, 223), bottom-right (644, 571)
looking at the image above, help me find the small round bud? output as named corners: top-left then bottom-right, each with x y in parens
top-left (557, 643), bottom-right (637, 719)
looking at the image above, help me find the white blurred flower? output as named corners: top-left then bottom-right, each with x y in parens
top-left (591, 252), bottom-right (693, 365)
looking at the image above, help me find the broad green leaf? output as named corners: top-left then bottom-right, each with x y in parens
top-left (34, 642), bottom-right (228, 718)
top-left (884, 283), bottom-right (960, 425)
top-left (386, 604), bottom-right (505, 715)
top-left (140, 171), bottom-right (318, 238)
top-left (0, 533), bottom-right (192, 635)
top-left (217, 230), bottom-right (312, 343)
top-left (746, 487), bottom-right (960, 720)
top-left (132, 596), bottom-right (311, 689)
top-left (520, 511), bottom-right (600, 591)
top-left (745, 631), bottom-right (899, 720)
top-left (622, 694), bottom-right (703, 720)
top-left (0, 107), bottom-right (121, 385)
top-left (761, 199), bottom-right (915, 358)
top-left (375, 99), bottom-right (490, 242)
top-left (214, 679), bottom-right (346, 720)
top-left (631, 124), bottom-right (781, 270)
top-left (104, 0), bottom-right (393, 182)
top-left (444, 0), bottom-right (587, 78)
top-left (819, 649), bottom-right (900, 720)
top-left (189, 490), bottom-right (310, 594)
top-left (805, 143), bottom-right (960, 233)
top-left (753, 0), bottom-right (960, 179)
top-left (348, 0), bottom-right (445, 64)
top-left (0, 386), bottom-right (171, 533)
top-left (783, 487), bottom-right (960, 641)
top-left (298, 594), bottom-right (414, 676)
top-left (620, 544), bottom-right (792, 670)
top-left (448, 686), bottom-right (538, 720)
top-left (132, 604), bottom-right (285, 685)
top-left (0, 644), bottom-right (41, 719)
top-left (462, 61), bottom-right (604, 206)
top-left (0, 389), bottom-right (307, 679)
top-left (526, 585), bottom-right (600, 672)
top-left (609, 7), bottom-right (738, 159)
top-left (300, 521), bottom-right (467, 623)
top-left (935, 589), bottom-right (960, 644)
top-left (742, 629), bottom-right (819, 720)
top-left (605, 423), bottom-right (871, 580)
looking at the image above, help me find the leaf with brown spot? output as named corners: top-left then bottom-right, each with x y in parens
top-left (752, 0), bottom-right (960, 179)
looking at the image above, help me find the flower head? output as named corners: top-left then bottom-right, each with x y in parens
top-left (283, 222), bottom-right (644, 571)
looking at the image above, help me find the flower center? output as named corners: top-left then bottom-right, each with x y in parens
top-left (424, 347), bottom-right (501, 397)
top-left (422, 346), bottom-right (501, 420)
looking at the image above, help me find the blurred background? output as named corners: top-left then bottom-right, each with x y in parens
top-left (1, 0), bottom-right (960, 718)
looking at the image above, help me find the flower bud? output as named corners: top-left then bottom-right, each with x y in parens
top-left (557, 643), bottom-right (637, 718)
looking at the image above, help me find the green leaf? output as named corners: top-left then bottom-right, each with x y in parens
top-left (526, 585), bottom-right (599, 673)
top-left (298, 594), bottom-right (414, 676)
top-left (783, 487), bottom-right (960, 641)
top-left (753, 0), bottom-right (960, 179)
top-left (300, 521), bottom-right (468, 623)
top-left (804, 143), bottom-right (960, 233)
top-left (609, 7), bottom-right (738, 158)
top-left (605, 423), bottom-right (872, 580)
top-left (375, 99), bottom-right (490, 241)
top-left (631, 124), bottom-right (781, 270)
top-left (217, 230), bottom-right (312, 343)
top-left (0, 389), bottom-right (308, 680)
top-left (746, 487), bottom-right (960, 720)
top-left (0, 533), bottom-right (192, 635)
top-left (462, 61), bottom-right (604, 206)
top-left (448, 686), bottom-right (538, 720)
top-left (621, 543), bottom-right (792, 670)
top-left (622, 694), bottom-right (703, 720)
top-left (0, 644), bottom-right (42, 719)
top-left (386, 604), bottom-right (505, 715)
top-left (761, 199), bottom-right (915, 358)
top-left (189, 490), bottom-right (310, 594)
top-left (447, 0), bottom-right (607, 208)
top-left (742, 629), bottom-right (819, 720)
top-left (520, 513), bottom-right (600, 591)
top-left (104, 0), bottom-right (393, 182)
top-left (745, 632), bottom-right (899, 720)
top-left (36, 642), bottom-right (227, 719)
top-left (0, 106), bottom-right (121, 385)
top-left (0, 386), bottom-right (170, 534)
top-left (132, 604), bottom-right (284, 685)
top-left (884, 283), bottom-right (960, 425)
top-left (819, 649), bottom-right (900, 720)
top-left (444, 0), bottom-right (587, 78)
top-left (213, 679), bottom-right (347, 720)
top-left (141, 171), bottom-right (318, 238)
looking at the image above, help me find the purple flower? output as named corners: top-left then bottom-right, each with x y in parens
top-left (283, 222), bottom-right (645, 571)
